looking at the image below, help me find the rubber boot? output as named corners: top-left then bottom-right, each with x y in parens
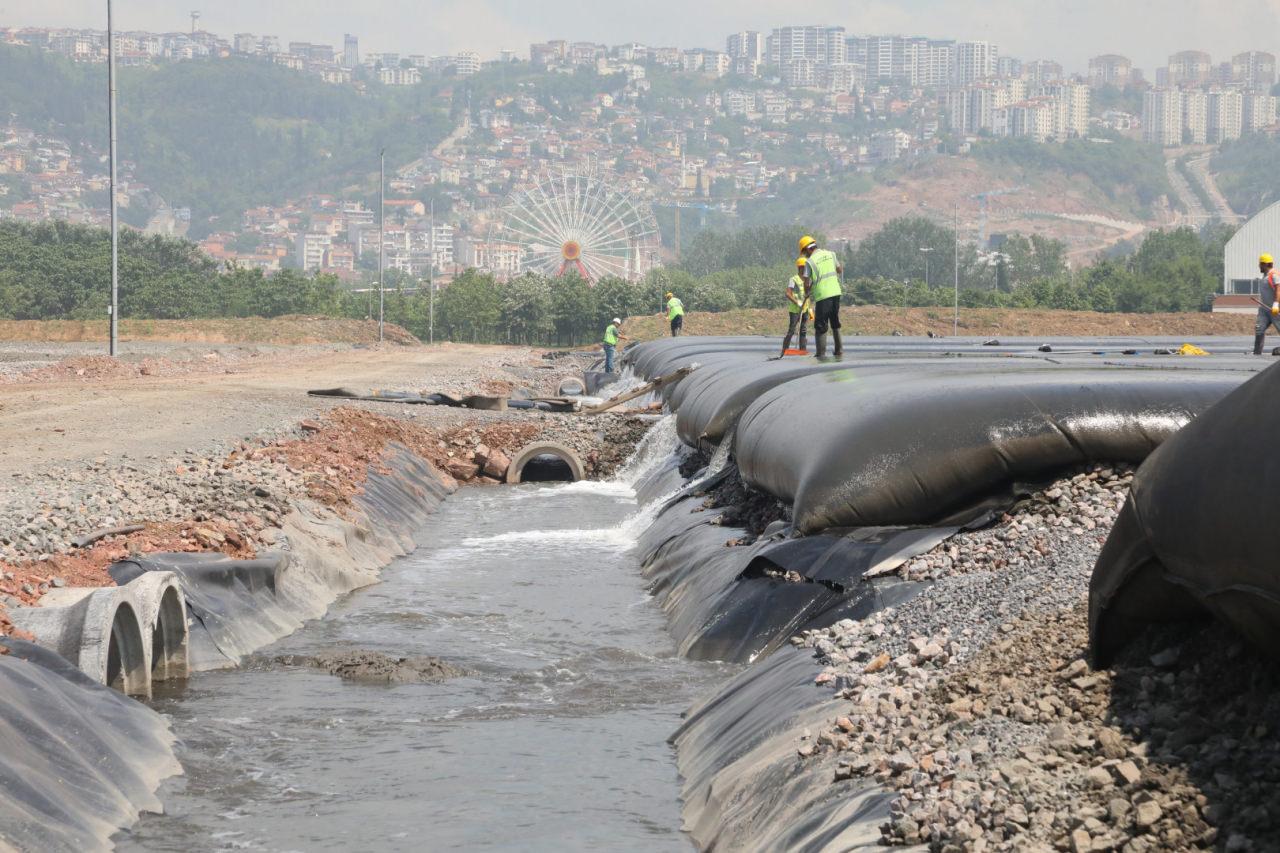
top-left (815, 334), bottom-right (827, 359)
top-left (1255, 333), bottom-right (1266, 356)
top-left (832, 330), bottom-right (844, 357)
top-left (780, 332), bottom-right (792, 357)
top-left (798, 333), bottom-right (808, 353)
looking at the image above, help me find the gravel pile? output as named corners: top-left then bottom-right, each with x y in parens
top-left (789, 463), bottom-right (1275, 851)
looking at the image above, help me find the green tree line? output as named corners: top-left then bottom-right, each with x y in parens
top-left (0, 218), bottom-right (1235, 346)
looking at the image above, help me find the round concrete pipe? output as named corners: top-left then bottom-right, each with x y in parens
top-left (506, 441), bottom-right (585, 484)
top-left (126, 571), bottom-right (191, 683)
top-left (8, 585), bottom-right (152, 698)
top-left (557, 377), bottom-right (586, 397)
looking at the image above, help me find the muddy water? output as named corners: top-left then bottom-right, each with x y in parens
top-left (117, 444), bottom-right (727, 851)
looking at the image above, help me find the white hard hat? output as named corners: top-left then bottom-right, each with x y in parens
top-left (612, 317), bottom-right (621, 324)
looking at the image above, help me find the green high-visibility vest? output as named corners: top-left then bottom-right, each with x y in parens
top-left (667, 297), bottom-right (685, 320)
top-left (806, 249), bottom-right (841, 302)
top-left (603, 324), bottom-right (619, 345)
top-left (787, 274), bottom-right (806, 314)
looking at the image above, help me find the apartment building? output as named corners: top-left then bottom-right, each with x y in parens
top-left (1243, 93), bottom-right (1279, 133)
top-left (767, 26), bottom-right (846, 66)
top-left (1088, 54), bottom-right (1133, 87)
top-left (955, 41), bottom-right (999, 84)
top-left (1142, 89), bottom-right (1184, 146)
top-left (725, 31), bottom-right (765, 62)
top-left (1232, 51), bottom-right (1277, 92)
top-left (1022, 60), bottom-right (1063, 85)
top-left (1206, 90), bottom-right (1243, 143)
top-left (1167, 50), bottom-right (1213, 85)
top-left (296, 232), bottom-right (332, 271)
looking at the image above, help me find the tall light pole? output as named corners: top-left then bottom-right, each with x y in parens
top-left (918, 246), bottom-right (933, 288)
top-left (953, 204), bottom-right (960, 337)
top-left (378, 148), bottom-right (385, 344)
top-left (107, 0), bottom-right (119, 356)
top-left (428, 198), bottom-right (435, 345)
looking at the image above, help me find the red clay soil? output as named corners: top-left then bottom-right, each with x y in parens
top-left (0, 406), bottom-right (542, 638)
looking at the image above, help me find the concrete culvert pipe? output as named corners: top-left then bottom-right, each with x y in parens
top-left (127, 571), bottom-right (191, 683)
top-left (9, 584), bottom-right (153, 697)
top-left (506, 441), bottom-right (585, 484)
top-left (557, 377), bottom-right (586, 397)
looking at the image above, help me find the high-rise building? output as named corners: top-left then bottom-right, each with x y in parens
top-left (766, 26), bottom-right (846, 66)
top-left (782, 57), bottom-right (816, 87)
top-left (1023, 59), bottom-right (1064, 84)
top-left (856, 36), bottom-right (954, 87)
top-left (1232, 51), bottom-right (1277, 92)
top-left (233, 33), bottom-right (257, 54)
top-left (725, 31), bottom-right (765, 62)
top-left (955, 41), bottom-right (998, 84)
top-left (1088, 54), bottom-right (1133, 87)
top-left (454, 50), bottom-right (480, 77)
top-left (996, 56), bottom-right (1022, 79)
top-left (343, 34), bottom-right (358, 68)
top-left (1206, 89), bottom-right (1243, 143)
top-left (1181, 90), bottom-right (1208, 144)
top-left (1142, 89), bottom-right (1183, 146)
top-left (1036, 81), bottom-right (1090, 138)
top-left (1243, 93), bottom-right (1279, 133)
top-left (913, 39), bottom-right (956, 87)
top-left (1167, 50), bottom-right (1212, 85)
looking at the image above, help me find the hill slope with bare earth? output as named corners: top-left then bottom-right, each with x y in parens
top-left (625, 307), bottom-right (1253, 342)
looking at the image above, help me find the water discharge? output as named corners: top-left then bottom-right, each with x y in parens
top-left (115, 423), bottom-right (730, 852)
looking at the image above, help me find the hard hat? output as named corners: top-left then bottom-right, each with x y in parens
top-left (1262, 253), bottom-right (1274, 265)
top-left (612, 317), bottom-right (621, 324)
top-left (796, 257), bottom-right (807, 268)
top-left (665, 291), bottom-right (674, 298)
top-left (798, 235), bottom-right (817, 253)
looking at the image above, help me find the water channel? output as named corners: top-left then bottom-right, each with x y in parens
top-left (116, 436), bottom-right (729, 851)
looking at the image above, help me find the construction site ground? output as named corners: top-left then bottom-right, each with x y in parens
top-left (623, 306), bottom-right (1256, 342)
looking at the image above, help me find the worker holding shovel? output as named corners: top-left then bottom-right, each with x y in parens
top-left (780, 257), bottom-right (813, 356)
top-left (1254, 253), bottom-right (1280, 355)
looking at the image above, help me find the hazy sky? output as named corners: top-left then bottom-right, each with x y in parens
top-left (4, 0), bottom-right (1279, 75)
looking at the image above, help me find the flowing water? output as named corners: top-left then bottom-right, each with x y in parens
top-left (116, 426), bottom-right (727, 852)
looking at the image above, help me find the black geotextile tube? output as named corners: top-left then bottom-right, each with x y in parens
top-left (0, 639), bottom-right (177, 853)
top-left (734, 367), bottom-right (1247, 534)
top-left (1090, 361), bottom-right (1280, 665)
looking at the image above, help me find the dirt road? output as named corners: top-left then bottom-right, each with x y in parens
top-left (0, 344), bottom-right (513, 477)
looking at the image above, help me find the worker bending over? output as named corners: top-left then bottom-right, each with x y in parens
top-left (781, 257), bottom-right (811, 355)
top-left (665, 291), bottom-right (685, 337)
top-left (602, 317), bottom-right (627, 373)
top-left (799, 235), bottom-right (844, 358)
top-left (1256, 253), bottom-right (1280, 355)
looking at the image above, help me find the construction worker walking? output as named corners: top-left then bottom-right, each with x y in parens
top-left (665, 291), bottom-right (685, 337)
top-left (799, 235), bottom-right (844, 358)
top-left (1255, 253), bottom-right (1280, 355)
top-left (781, 257), bottom-right (812, 355)
top-left (602, 317), bottom-right (627, 373)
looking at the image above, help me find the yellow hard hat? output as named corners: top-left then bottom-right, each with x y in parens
top-left (798, 235), bottom-right (816, 253)
top-left (796, 257), bottom-right (807, 269)
top-left (665, 291), bottom-right (674, 298)
top-left (1262, 253), bottom-right (1274, 265)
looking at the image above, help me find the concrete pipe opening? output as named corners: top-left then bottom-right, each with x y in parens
top-left (151, 584), bottom-right (190, 683)
top-left (105, 602), bottom-right (149, 698)
top-left (506, 442), bottom-right (585, 484)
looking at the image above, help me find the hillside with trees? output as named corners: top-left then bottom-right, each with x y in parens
top-left (0, 44), bottom-right (451, 237)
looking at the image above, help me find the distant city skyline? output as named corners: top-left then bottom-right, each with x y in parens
top-left (5, 0), bottom-right (1280, 76)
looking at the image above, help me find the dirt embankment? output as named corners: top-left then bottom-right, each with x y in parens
top-left (0, 316), bottom-right (419, 345)
top-left (622, 307), bottom-right (1254, 342)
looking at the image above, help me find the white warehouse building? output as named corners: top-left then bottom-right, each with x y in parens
top-left (1217, 200), bottom-right (1280, 312)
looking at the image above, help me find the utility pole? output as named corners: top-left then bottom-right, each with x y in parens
top-left (107, 0), bottom-right (119, 357)
top-left (428, 199), bottom-right (435, 345)
top-left (953, 204), bottom-right (960, 337)
top-left (919, 246), bottom-right (933, 288)
top-left (378, 148), bottom-right (385, 344)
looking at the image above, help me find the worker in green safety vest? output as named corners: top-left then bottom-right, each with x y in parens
top-left (602, 317), bottom-right (626, 373)
top-left (780, 256), bottom-right (812, 355)
top-left (665, 291), bottom-right (685, 337)
top-left (799, 234), bottom-right (844, 358)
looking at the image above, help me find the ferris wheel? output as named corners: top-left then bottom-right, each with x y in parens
top-left (490, 169), bottom-right (659, 281)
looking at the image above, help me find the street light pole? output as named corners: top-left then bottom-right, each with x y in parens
top-left (953, 204), bottom-right (960, 337)
top-left (107, 0), bottom-right (119, 356)
top-left (919, 246), bottom-right (933, 288)
top-left (428, 199), bottom-right (435, 345)
top-left (378, 148), bottom-right (385, 344)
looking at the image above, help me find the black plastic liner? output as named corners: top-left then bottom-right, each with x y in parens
top-left (735, 367), bottom-right (1246, 533)
top-left (1090, 362), bottom-right (1280, 664)
top-left (672, 643), bottom-right (892, 850)
top-left (0, 639), bottom-right (178, 853)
